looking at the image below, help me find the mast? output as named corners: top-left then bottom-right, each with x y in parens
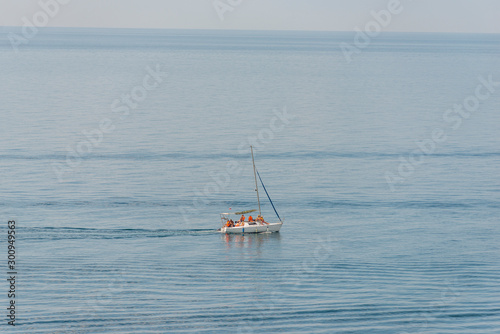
top-left (251, 146), bottom-right (261, 216)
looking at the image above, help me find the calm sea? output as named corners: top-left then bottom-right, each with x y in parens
top-left (1, 28), bottom-right (499, 333)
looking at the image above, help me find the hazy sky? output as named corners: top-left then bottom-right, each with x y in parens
top-left (1, 0), bottom-right (499, 33)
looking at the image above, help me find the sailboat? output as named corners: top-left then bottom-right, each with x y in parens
top-left (218, 146), bottom-right (283, 234)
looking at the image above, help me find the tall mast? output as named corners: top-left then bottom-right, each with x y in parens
top-left (251, 146), bottom-right (261, 216)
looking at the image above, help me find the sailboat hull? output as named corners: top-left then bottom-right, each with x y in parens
top-left (220, 222), bottom-right (282, 234)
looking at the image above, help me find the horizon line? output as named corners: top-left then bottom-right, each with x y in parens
top-left (1, 25), bottom-right (500, 36)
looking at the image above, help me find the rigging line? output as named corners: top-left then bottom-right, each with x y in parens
top-left (256, 169), bottom-right (283, 223)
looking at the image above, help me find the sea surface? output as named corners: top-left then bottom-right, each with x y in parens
top-left (1, 28), bottom-right (500, 333)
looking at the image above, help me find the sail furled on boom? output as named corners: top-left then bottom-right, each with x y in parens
top-left (256, 170), bottom-right (283, 223)
top-left (234, 209), bottom-right (257, 215)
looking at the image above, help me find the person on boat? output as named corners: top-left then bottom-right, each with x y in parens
top-left (239, 215), bottom-right (245, 222)
top-left (248, 215), bottom-right (254, 222)
top-left (226, 220), bottom-right (231, 227)
top-left (257, 215), bottom-right (269, 225)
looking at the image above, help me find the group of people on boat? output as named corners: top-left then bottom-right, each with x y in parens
top-left (225, 214), bottom-right (269, 228)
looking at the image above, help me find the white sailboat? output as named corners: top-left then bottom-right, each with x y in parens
top-left (218, 146), bottom-right (283, 234)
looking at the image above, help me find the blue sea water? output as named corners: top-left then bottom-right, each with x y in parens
top-left (0, 28), bottom-right (500, 333)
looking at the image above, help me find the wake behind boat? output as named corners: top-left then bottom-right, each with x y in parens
top-left (218, 146), bottom-right (283, 234)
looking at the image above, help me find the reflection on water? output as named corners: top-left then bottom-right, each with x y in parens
top-left (221, 232), bottom-right (282, 250)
